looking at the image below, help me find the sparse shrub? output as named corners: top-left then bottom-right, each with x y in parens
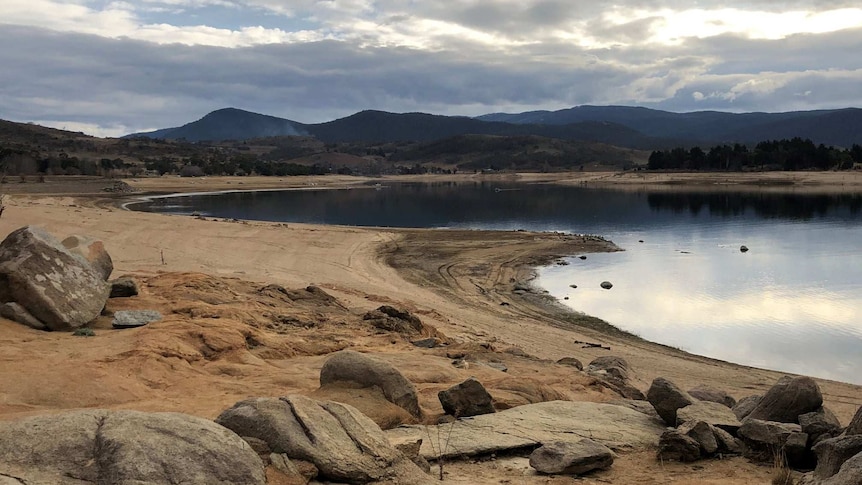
top-left (72, 327), bottom-right (95, 337)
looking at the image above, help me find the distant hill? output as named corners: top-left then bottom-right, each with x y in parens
top-left (130, 108), bottom-right (308, 142)
top-left (478, 106), bottom-right (862, 147)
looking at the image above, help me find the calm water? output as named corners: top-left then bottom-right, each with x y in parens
top-left (131, 182), bottom-right (862, 383)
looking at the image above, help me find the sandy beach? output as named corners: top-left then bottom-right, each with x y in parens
top-left (1, 171), bottom-right (861, 484)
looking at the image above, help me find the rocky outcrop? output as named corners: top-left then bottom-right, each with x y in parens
top-left (732, 395), bottom-right (762, 420)
top-left (61, 234), bottom-right (113, 280)
top-left (438, 378), bottom-right (495, 418)
top-left (647, 377), bottom-right (694, 426)
top-left (688, 385), bottom-right (737, 408)
top-left (216, 395), bottom-right (430, 484)
top-left (385, 401), bottom-right (665, 460)
top-left (0, 409), bottom-right (265, 485)
top-left (0, 226), bottom-right (110, 331)
top-left (747, 376), bottom-right (823, 423)
top-left (363, 306), bottom-right (424, 335)
top-left (529, 439), bottom-right (614, 475)
top-left (319, 350), bottom-right (422, 419)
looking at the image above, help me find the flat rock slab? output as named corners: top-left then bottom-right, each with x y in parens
top-left (385, 401), bottom-right (665, 460)
top-left (677, 401), bottom-right (742, 431)
top-left (112, 309), bottom-right (162, 328)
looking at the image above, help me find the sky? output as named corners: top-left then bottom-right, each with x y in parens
top-left (1, 1), bottom-right (861, 137)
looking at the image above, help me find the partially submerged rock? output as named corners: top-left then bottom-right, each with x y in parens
top-left (529, 439), bottom-right (614, 475)
top-left (0, 226), bottom-right (110, 331)
top-left (0, 409), bottom-right (265, 485)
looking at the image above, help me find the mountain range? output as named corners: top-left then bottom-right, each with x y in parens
top-left (130, 106), bottom-right (862, 149)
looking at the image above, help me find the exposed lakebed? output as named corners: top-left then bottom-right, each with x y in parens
top-left (131, 181), bottom-right (862, 383)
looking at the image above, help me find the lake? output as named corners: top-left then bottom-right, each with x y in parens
top-left (131, 182), bottom-right (862, 383)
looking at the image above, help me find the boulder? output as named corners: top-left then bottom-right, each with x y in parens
top-left (587, 356), bottom-right (631, 381)
top-left (112, 309), bottom-right (162, 329)
top-left (785, 431), bottom-right (814, 469)
top-left (529, 439), bottom-right (614, 475)
top-left (362, 305), bottom-right (424, 335)
top-left (593, 376), bottom-right (646, 401)
top-left (109, 276), bottom-right (139, 298)
top-left (676, 401), bottom-right (742, 432)
top-left (557, 357), bottom-right (583, 370)
top-left (0, 226), bottom-right (110, 331)
top-left (411, 337), bottom-right (438, 348)
top-left (738, 418), bottom-right (802, 462)
top-left (678, 420), bottom-right (718, 455)
top-left (0, 409), bottom-right (265, 485)
top-left (215, 395), bottom-right (430, 484)
top-left (319, 350), bottom-right (421, 418)
top-left (713, 426), bottom-right (743, 454)
top-left (61, 234), bottom-right (113, 280)
top-left (688, 385), bottom-right (737, 408)
top-left (800, 407), bottom-right (843, 443)
top-left (747, 376), bottom-right (823, 423)
top-left (657, 430), bottom-right (702, 462)
top-left (733, 395), bottom-right (762, 420)
top-left (811, 435), bottom-right (862, 481)
top-left (385, 401), bottom-right (666, 460)
top-left (647, 377), bottom-right (694, 426)
top-left (847, 405), bottom-right (862, 436)
top-left (820, 451), bottom-right (862, 485)
top-left (438, 377), bottom-right (495, 418)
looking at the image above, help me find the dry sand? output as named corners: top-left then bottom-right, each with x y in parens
top-left (1, 172), bottom-right (860, 484)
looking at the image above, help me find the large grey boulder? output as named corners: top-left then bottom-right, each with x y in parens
top-left (216, 395), bottom-right (431, 484)
top-left (529, 439), bottom-right (614, 475)
top-left (677, 420), bottom-right (718, 455)
top-left (811, 435), bottom-right (862, 481)
top-left (847, 405), bottom-right (862, 436)
top-left (800, 407), bottom-right (843, 444)
top-left (0, 226), bottom-right (110, 331)
top-left (820, 451), bottom-right (862, 485)
top-left (688, 385), bottom-right (737, 408)
top-left (319, 349), bottom-right (421, 418)
top-left (61, 234), bottom-right (113, 280)
top-left (385, 401), bottom-right (665, 460)
top-left (647, 377), bottom-right (694, 426)
top-left (0, 409), bottom-right (265, 485)
top-left (747, 376), bottom-right (823, 423)
top-left (732, 395), bottom-right (762, 420)
top-left (438, 377), bottom-right (495, 418)
top-left (676, 400), bottom-right (742, 432)
top-left (738, 418), bottom-right (802, 462)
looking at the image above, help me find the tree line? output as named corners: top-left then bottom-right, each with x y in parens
top-left (648, 138), bottom-right (862, 171)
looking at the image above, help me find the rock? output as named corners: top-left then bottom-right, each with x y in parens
top-left (61, 234), bottom-right (113, 280)
top-left (587, 356), bottom-right (631, 381)
top-left (747, 376), bottom-right (823, 423)
top-left (811, 435), bottom-right (862, 481)
top-left (678, 420), bottom-right (718, 455)
top-left (688, 385), bottom-right (737, 408)
top-left (385, 401), bottom-right (666, 460)
top-left (600, 281), bottom-right (613, 289)
top-left (800, 407), bottom-right (843, 443)
top-left (676, 401), bottom-right (742, 432)
top-left (362, 305), bottom-right (424, 335)
top-left (647, 377), bottom-right (694, 426)
top-left (819, 451), bottom-right (862, 485)
top-left (740, 245), bottom-right (749, 252)
top-left (0, 409), bottom-right (265, 485)
top-left (438, 377), bottom-right (495, 418)
top-left (738, 418), bottom-right (802, 462)
top-left (319, 349), bottom-right (421, 418)
top-left (593, 376), bottom-right (646, 401)
top-left (579, 255), bottom-right (587, 260)
top-left (657, 429), bottom-right (702, 462)
top-left (394, 439), bottom-right (431, 474)
top-left (109, 276), bottom-right (139, 298)
top-left (215, 395), bottom-right (430, 484)
top-left (0, 226), bottom-right (110, 331)
top-left (0, 301), bottom-right (46, 330)
top-left (847, 405), bottom-right (862, 435)
top-left (485, 361), bottom-right (508, 372)
top-left (713, 426), bottom-right (743, 454)
top-left (785, 431), bottom-right (813, 469)
top-left (529, 439), bottom-right (614, 475)
top-left (411, 337), bottom-right (437, 348)
top-left (268, 453), bottom-right (309, 483)
top-left (733, 395), bottom-right (763, 420)
top-left (112, 309), bottom-right (162, 329)
top-left (610, 399), bottom-right (661, 420)
top-left (557, 357), bottom-right (583, 370)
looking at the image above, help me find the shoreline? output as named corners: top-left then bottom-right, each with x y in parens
top-left (2, 174), bottom-right (861, 418)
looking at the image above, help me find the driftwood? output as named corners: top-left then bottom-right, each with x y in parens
top-left (574, 340), bottom-right (611, 350)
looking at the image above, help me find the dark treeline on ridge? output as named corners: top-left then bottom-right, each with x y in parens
top-left (648, 138), bottom-right (862, 171)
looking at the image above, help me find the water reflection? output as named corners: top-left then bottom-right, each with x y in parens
top-left (132, 183), bottom-right (862, 383)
